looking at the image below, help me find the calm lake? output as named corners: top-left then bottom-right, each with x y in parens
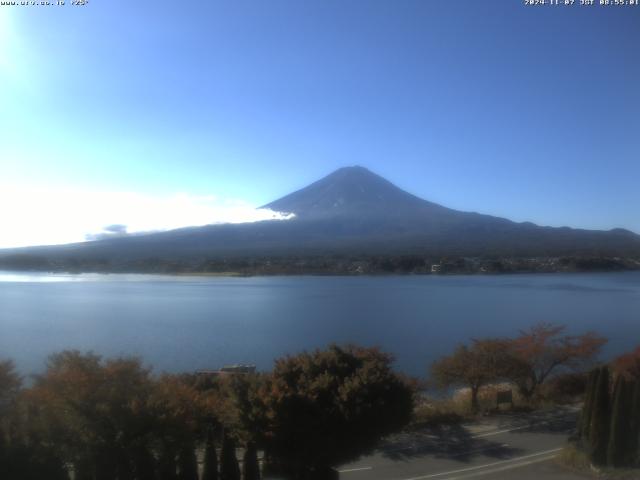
top-left (1, 271), bottom-right (639, 378)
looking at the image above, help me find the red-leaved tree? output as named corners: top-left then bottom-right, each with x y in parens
top-left (613, 346), bottom-right (640, 381)
top-left (508, 323), bottom-right (606, 399)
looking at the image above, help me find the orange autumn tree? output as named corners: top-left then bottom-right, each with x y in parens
top-left (508, 323), bottom-right (606, 399)
top-left (149, 374), bottom-right (211, 480)
top-left (613, 346), bottom-right (640, 381)
top-left (0, 360), bottom-right (21, 429)
top-left (431, 338), bottom-right (515, 412)
top-left (28, 351), bottom-right (157, 480)
top-left (0, 359), bottom-right (22, 457)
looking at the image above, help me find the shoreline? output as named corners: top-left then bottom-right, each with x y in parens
top-left (1, 268), bottom-right (640, 280)
top-left (2, 254), bottom-right (639, 277)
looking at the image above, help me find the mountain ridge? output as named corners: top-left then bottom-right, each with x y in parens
top-left (262, 165), bottom-right (453, 219)
top-left (1, 166), bottom-right (639, 272)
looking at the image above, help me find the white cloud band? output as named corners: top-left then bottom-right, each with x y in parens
top-left (0, 186), bottom-right (293, 248)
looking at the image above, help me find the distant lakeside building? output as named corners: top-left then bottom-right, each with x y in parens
top-left (196, 364), bottom-right (256, 378)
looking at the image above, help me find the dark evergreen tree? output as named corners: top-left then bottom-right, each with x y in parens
top-left (177, 444), bottom-right (198, 480)
top-left (158, 448), bottom-right (178, 480)
top-left (607, 375), bottom-right (629, 466)
top-left (220, 433), bottom-right (240, 480)
top-left (589, 366), bottom-right (611, 466)
top-left (0, 426), bottom-right (5, 458)
top-left (579, 369), bottom-right (598, 442)
top-left (263, 345), bottom-right (415, 477)
top-left (74, 456), bottom-right (93, 480)
top-left (36, 449), bottom-right (71, 480)
top-left (0, 445), bottom-right (70, 480)
top-left (202, 433), bottom-right (219, 480)
top-left (132, 446), bottom-right (156, 480)
top-left (625, 380), bottom-right (640, 466)
top-left (259, 450), bottom-right (283, 479)
top-left (95, 449), bottom-right (118, 480)
top-left (242, 442), bottom-right (260, 480)
top-left (116, 449), bottom-right (134, 480)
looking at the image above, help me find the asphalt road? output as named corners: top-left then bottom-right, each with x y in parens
top-left (337, 407), bottom-right (590, 480)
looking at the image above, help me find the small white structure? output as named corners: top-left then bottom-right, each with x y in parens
top-left (196, 364), bottom-right (256, 377)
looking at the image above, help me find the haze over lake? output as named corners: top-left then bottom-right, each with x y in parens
top-left (1, 271), bottom-right (639, 378)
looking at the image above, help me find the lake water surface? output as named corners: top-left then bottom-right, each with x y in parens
top-left (1, 271), bottom-right (639, 378)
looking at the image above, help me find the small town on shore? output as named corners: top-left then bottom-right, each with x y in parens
top-left (1, 253), bottom-right (639, 276)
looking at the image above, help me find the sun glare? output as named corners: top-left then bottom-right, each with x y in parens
top-left (0, 185), bottom-right (294, 248)
top-left (0, 10), bottom-right (13, 72)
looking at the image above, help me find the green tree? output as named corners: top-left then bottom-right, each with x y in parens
top-left (431, 339), bottom-right (514, 412)
top-left (131, 446), bottom-right (156, 480)
top-left (242, 441), bottom-right (260, 480)
top-left (73, 456), bottom-right (93, 480)
top-left (578, 369), bottom-right (598, 442)
top-left (0, 360), bottom-right (21, 445)
top-left (202, 430), bottom-right (219, 480)
top-left (177, 444), bottom-right (198, 480)
top-left (261, 344), bottom-right (415, 478)
top-left (607, 374), bottom-right (630, 466)
top-left (589, 366), bottom-right (610, 466)
top-left (0, 444), bottom-right (69, 480)
top-left (220, 432), bottom-right (240, 480)
top-left (157, 447), bottom-right (178, 480)
top-left (627, 380), bottom-right (640, 465)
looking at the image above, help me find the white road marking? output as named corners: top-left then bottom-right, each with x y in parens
top-left (340, 411), bottom-right (574, 477)
top-left (337, 466), bottom-right (373, 473)
top-left (471, 412), bottom-right (569, 438)
top-left (472, 423), bottom-right (536, 438)
top-left (341, 443), bottom-right (511, 474)
top-left (446, 443), bottom-right (509, 458)
top-left (383, 441), bottom-right (508, 456)
top-left (443, 454), bottom-right (558, 479)
top-left (400, 447), bottom-right (564, 480)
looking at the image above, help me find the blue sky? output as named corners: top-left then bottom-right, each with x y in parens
top-left (0, 1), bottom-right (638, 247)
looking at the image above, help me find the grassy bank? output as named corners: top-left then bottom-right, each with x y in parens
top-left (559, 445), bottom-right (640, 479)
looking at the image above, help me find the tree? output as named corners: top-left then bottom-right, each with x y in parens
top-left (131, 446), bottom-right (156, 480)
top-left (149, 373), bottom-right (214, 480)
top-left (10, 351), bottom-right (224, 479)
top-left (220, 374), bottom-right (268, 446)
top-left (579, 366), bottom-right (640, 468)
top-left (260, 344), bottom-right (415, 478)
top-left (613, 346), bottom-right (640, 381)
top-left (177, 444), bottom-right (198, 480)
top-left (0, 360), bottom-right (21, 409)
top-left (242, 442), bottom-right (260, 480)
top-left (28, 351), bottom-right (156, 480)
top-left (0, 443), bottom-right (70, 480)
top-left (628, 381), bottom-right (640, 465)
top-left (607, 374), bottom-right (630, 467)
top-left (202, 430), bottom-right (219, 480)
top-left (508, 323), bottom-right (606, 399)
top-left (589, 366), bottom-right (610, 466)
top-left (431, 339), bottom-right (515, 412)
top-left (157, 447), bottom-right (178, 480)
top-left (0, 360), bottom-right (21, 443)
top-left (220, 432), bottom-right (240, 480)
top-left (578, 369), bottom-right (598, 442)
